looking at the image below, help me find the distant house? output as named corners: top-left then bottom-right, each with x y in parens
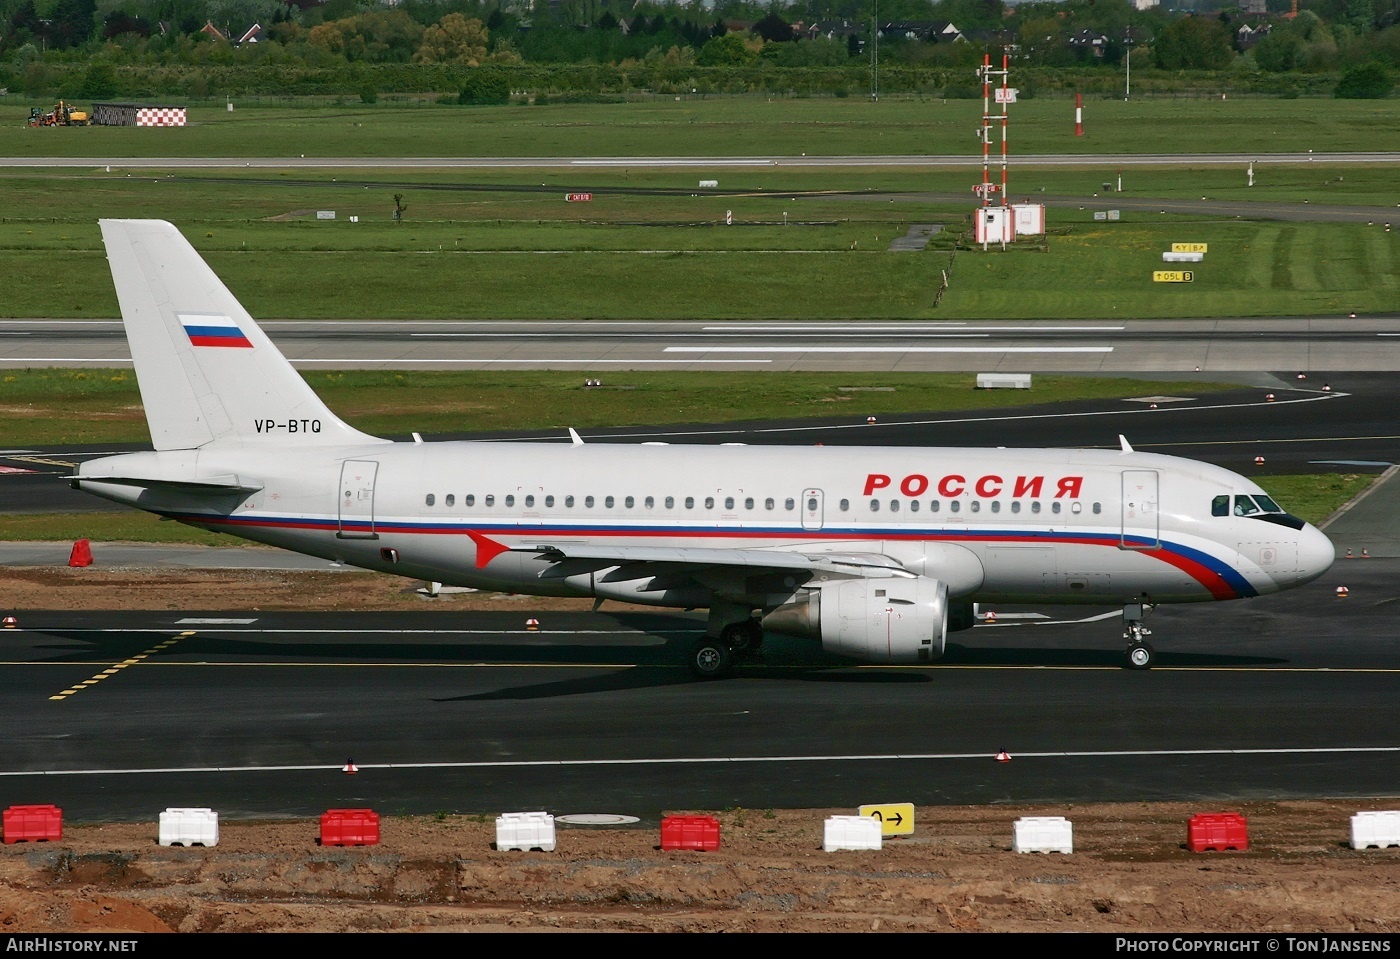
top-left (1067, 28), bottom-right (1110, 57)
top-left (806, 19), bottom-right (863, 42)
top-left (237, 23), bottom-right (262, 45)
top-left (1235, 22), bottom-right (1272, 50)
top-left (199, 20), bottom-right (228, 41)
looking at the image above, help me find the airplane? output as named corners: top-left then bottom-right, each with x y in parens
top-left (75, 219), bottom-right (1335, 678)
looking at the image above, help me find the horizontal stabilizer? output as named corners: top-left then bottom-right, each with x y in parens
top-left (69, 475), bottom-right (263, 494)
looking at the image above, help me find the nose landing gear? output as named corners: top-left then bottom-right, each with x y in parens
top-left (1123, 601), bottom-right (1155, 670)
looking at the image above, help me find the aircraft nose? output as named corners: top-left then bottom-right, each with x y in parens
top-left (1296, 524), bottom-right (1335, 585)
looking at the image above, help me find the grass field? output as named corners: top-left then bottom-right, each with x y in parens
top-left (0, 368), bottom-right (1228, 445)
top-left (1, 160), bottom-right (1396, 320)
top-left (5, 98), bottom-right (1400, 158)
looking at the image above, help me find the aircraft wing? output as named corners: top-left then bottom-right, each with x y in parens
top-left (530, 543), bottom-right (912, 579)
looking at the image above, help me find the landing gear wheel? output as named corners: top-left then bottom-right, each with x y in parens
top-left (721, 620), bottom-right (764, 655)
top-left (691, 638), bottom-right (735, 680)
top-left (1126, 641), bottom-right (1154, 670)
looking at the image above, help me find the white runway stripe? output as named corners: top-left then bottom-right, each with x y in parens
top-left (3, 745), bottom-right (1398, 779)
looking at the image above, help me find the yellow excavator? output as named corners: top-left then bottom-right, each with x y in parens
top-left (27, 101), bottom-right (90, 126)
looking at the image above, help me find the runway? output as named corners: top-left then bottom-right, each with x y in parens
top-left (1, 561), bottom-right (1398, 820)
top-left (7, 317), bottom-right (1400, 371)
top-left (3, 152), bottom-right (1399, 169)
top-left (4, 373), bottom-right (1400, 817)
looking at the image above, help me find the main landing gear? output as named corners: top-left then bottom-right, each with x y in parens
top-left (1122, 601), bottom-right (1155, 670)
top-left (691, 605), bottom-right (763, 680)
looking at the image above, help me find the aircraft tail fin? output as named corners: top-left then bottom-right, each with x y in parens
top-left (99, 219), bottom-right (384, 451)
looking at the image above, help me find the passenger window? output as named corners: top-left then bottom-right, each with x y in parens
top-left (685, 497), bottom-right (695, 509)
top-left (524, 495), bottom-right (534, 507)
top-left (606, 496), bottom-right (615, 508)
top-left (1212, 495), bottom-right (1230, 517)
top-left (425, 494), bottom-right (435, 506)
top-left (950, 501), bottom-right (960, 513)
top-left (839, 499), bottom-right (849, 511)
top-left (785, 498), bottom-right (795, 511)
top-left (1010, 501), bottom-right (1020, 514)
top-left (1052, 502), bottom-right (1061, 514)
top-left (705, 497), bottom-right (714, 509)
top-left (545, 495), bottom-right (554, 507)
top-left (664, 496), bottom-right (673, 509)
top-left (870, 499), bottom-right (881, 512)
top-left (970, 501), bottom-right (980, 513)
top-left (505, 495), bottom-right (515, 507)
top-left (765, 498), bottom-right (774, 510)
top-left (1071, 502), bottom-right (1082, 514)
top-left (930, 500), bottom-right (939, 513)
top-left (991, 501), bottom-right (1000, 513)
top-left (625, 496), bottom-right (634, 508)
top-left (485, 494), bottom-right (495, 507)
top-left (910, 500), bottom-right (920, 513)
top-left (1031, 501), bottom-right (1041, 514)
top-left (889, 500), bottom-right (900, 512)
top-left (565, 495), bottom-right (574, 507)
top-left (445, 494), bottom-right (454, 507)
top-left (585, 495), bottom-right (594, 508)
top-left (465, 494), bottom-right (475, 507)
top-left (744, 497), bottom-right (754, 510)
top-left (725, 497), bottom-right (735, 510)
top-left (1092, 502), bottom-right (1101, 514)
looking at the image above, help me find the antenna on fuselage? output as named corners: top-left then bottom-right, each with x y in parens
top-left (568, 428), bottom-right (585, 446)
top-left (1119, 435), bottom-right (1135, 453)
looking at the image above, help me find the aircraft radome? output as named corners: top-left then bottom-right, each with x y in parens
top-left (76, 220), bottom-right (1335, 677)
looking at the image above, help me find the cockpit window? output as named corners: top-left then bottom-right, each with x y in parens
top-left (1253, 494), bottom-right (1282, 513)
top-left (1233, 495), bottom-right (1261, 516)
top-left (1212, 495), bottom-right (1229, 517)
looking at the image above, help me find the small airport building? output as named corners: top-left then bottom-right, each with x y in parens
top-left (92, 103), bottom-right (187, 127)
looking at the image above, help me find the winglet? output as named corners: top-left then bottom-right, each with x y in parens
top-left (1119, 434), bottom-right (1134, 453)
top-left (568, 428), bottom-right (585, 446)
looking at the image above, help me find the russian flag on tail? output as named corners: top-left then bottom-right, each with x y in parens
top-left (179, 313), bottom-right (253, 349)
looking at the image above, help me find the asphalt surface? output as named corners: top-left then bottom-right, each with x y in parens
top-left (8, 318), bottom-right (1400, 372)
top-left (1, 564), bottom-right (1398, 820)
top-left (4, 375), bottom-right (1400, 817)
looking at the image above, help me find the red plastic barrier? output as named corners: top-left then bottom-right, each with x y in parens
top-left (68, 539), bottom-right (93, 568)
top-left (3, 804), bottom-right (63, 843)
top-left (320, 808), bottom-right (380, 846)
top-left (660, 815), bottom-right (720, 852)
top-left (1188, 812), bottom-right (1249, 852)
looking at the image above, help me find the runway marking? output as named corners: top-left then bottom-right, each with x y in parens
top-left (664, 346), bottom-right (1115, 354)
top-left (702, 325), bottom-right (1126, 332)
top-left (4, 744), bottom-right (1399, 778)
top-left (176, 618), bottom-right (258, 625)
top-left (46, 631), bottom-right (194, 701)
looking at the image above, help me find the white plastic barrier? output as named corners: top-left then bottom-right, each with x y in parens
top-left (1162, 251), bottom-right (1204, 263)
top-left (823, 815), bottom-right (881, 852)
top-left (1013, 816), bottom-right (1073, 854)
top-left (1351, 811), bottom-right (1400, 849)
top-left (976, 373), bottom-right (1032, 389)
top-left (496, 811), bottom-right (556, 852)
top-left (159, 807), bottom-right (219, 847)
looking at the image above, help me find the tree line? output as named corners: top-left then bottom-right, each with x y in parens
top-left (2, 0), bottom-right (1395, 99)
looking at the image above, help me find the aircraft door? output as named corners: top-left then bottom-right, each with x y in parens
top-left (1120, 470), bottom-right (1160, 550)
top-left (802, 489), bottom-right (824, 530)
top-left (338, 459), bottom-right (379, 539)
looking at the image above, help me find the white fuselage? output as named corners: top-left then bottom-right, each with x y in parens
top-left (77, 439), bottom-right (1335, 608)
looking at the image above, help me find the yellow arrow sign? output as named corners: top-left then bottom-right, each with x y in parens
top-left (1153, 271), bottom-right (1194, 283)
top-left (858, 803), bottom-right (915, 836)
top-left (1171, 243), bottom-right (1208, 253)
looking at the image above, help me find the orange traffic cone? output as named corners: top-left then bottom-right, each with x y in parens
top-left (983, 610), bottom-right (996, 623)
top-left (68, 539), bottom-right (93, 567)
top-left (525, 618), bottom-right (540, 631)
top-left (1336, 586), bottom-right (1349, 599)
top-left (996, 749), bottom-right (1012, 762)
top-left (866, 416), bottom-right (877, 425)
top-left (2, 614), bottom-right (16, 629)
top-left (343, 759), bottom-right (358, 774)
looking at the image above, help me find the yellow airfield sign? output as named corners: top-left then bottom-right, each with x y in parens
top-left (1171, 243), bottom-right (1208, 253)
top-left (859, 802), bottom-right (916, 836)
top-left (1153, 271), bottom-right (1194, 283)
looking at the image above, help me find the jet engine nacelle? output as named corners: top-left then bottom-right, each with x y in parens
top-left (762, 576), bottom-right (949, 663)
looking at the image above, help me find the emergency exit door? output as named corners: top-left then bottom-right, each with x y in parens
top-left (338, 460), bottom-right (379, 539)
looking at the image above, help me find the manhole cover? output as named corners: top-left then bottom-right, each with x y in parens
top-left (555, 814), bottom-right (641, 826)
